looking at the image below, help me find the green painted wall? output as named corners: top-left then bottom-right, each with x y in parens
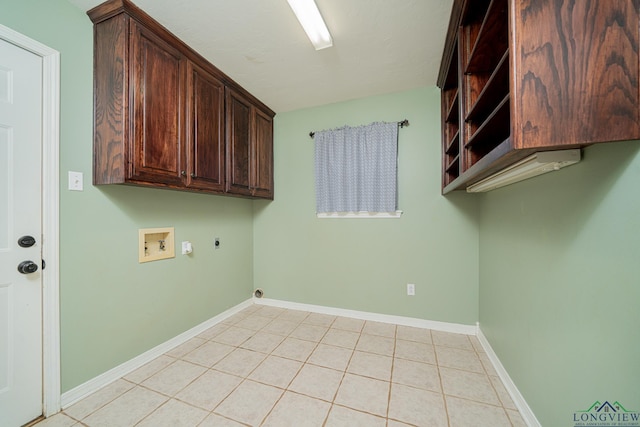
top-left (479, 140), bottom-right (640, 425)
top-left (1, 0), bottom-right (254, 392)
top-left (14, 4), bottom-right (633, 423)
top-left (254, 87), bottom-right (479, 324)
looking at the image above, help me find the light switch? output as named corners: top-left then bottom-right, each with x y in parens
top-left (68, 171), bottom-right (83, 191)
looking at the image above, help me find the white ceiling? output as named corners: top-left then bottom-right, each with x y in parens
top-left (68, 0), bottom-right (454, 113)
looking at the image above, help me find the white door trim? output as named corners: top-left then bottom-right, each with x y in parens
top-left (0, 24), bottom-right (61, 417)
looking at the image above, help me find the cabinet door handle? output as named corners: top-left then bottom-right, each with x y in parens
top-left (190, 172), bottom-right (196, 178)
top-left (181, 170), bottom-right (186, 176)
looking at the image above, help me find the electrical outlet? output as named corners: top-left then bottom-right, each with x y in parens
top-left (407, 283), bottom-right (415, 296)
top-left (181, 241), bottom-right (192, 255)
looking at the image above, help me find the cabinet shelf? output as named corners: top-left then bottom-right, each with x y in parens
top-left (446, 130), bottom-right (460, 154)
top-left (442, 137), bottom-right (515, 194)
top-left (465, 0), bottom-right (508, 74)
top-left (466, 50), bottom-right (509, 123)
top-left (445, 154), bottom-right (460, 173)
top-left (445, 89), bottom-right (459, 123)
top-left (465, 94), bottom-right (510, 150)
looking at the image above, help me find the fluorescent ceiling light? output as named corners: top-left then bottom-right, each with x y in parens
top-left (287, 0), bottom-right (333, 50)
top-left (466, 149), bottom-right (581, 193)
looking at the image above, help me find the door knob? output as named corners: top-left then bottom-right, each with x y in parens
top-left (17, 260), bottom-right (39, 274)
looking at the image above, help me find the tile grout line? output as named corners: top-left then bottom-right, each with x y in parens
top-left (256, 308), bottom-right (318, 426)
top-left (225, 308), bottom-right (307, 425)
top-left (317, 313), bottom-right (341, 427)
top-left (226, 314), bottom-right (447, 426)
top-left (263, 307), bottom-right (360, 425)
top-left (192, 328), bottom-right (262, 424)
top-left (436, 333), bottom-right (518, 425)
top-left (433, 328), bottom-right (452, 427)
top-left (316, 318), bottom-right (392, 423)
top-left (194, 309), bottom-right (277, 425)
top-left (321, 317), bottom-right (361, 425)
top-left (130, 397), bottom-right (173, 427)
top-left (468, 335), bottom-right (518, 427)
top-left (385, 324), bottom-right (397, 423)
top-left (66, 379), bottom-right (144, 425)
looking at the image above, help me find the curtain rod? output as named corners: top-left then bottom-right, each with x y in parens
top-left (309, 119), bottom-right (409, 139)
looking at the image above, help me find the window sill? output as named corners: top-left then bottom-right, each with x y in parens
top-left (316, 211), bottom-right (403, 219)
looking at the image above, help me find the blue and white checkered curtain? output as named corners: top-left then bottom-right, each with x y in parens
top-left (314, 122), bottom-right (398, 213)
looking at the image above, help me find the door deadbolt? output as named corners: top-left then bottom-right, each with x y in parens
top-left (18, 235), bottom-right (36, 248)
top-left (17, 260), bottom-right (39, 274)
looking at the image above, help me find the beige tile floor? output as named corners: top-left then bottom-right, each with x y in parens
top-left (36, 305), bottom-right (527, 427)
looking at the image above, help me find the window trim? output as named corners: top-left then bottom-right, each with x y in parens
top-left (316, 210), bottom-right (403, 219)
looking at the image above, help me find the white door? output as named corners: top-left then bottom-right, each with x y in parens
top-left (0, 38), bottom-right (43, 427)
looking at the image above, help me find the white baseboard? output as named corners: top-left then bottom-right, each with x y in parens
top-left (60, 299), bottom-right (253, 409)
top-left (477, 327), bottom-right (541, 427)
top-left (254, 297), bottom-right (478, 335)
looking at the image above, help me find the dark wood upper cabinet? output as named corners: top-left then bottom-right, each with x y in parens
top-left (252, 108), bottom-right (274, 199)
top-left (129, 20), bottom-right (185, 186)
top-left (438, 0), bottom-right (639, 193)
top-left (186, 61), bottom-right (225, 192)
top-left (226, 89), bottom-right (252, 197)
top-left (89, 0), bottom-right (275, 199)
top-left (226, 88), bottom-right (274, 200)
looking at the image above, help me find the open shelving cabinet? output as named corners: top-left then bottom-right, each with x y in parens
top-left (437, 0), bottom-right (640, 193)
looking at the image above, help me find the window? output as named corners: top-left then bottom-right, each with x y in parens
top-left (314, 121), bottom-right (401, 218)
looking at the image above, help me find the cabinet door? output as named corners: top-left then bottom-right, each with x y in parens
top-left (513, 0), bottom-right (639, 149)
top-left (225, 88), bottom-right (253, 196)
top-left (130, 21), bottom-right (185, 186)
top-left (252, 108), bottom-right (274, 199)
top-left (186, 62), bottom-right (225, 192)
